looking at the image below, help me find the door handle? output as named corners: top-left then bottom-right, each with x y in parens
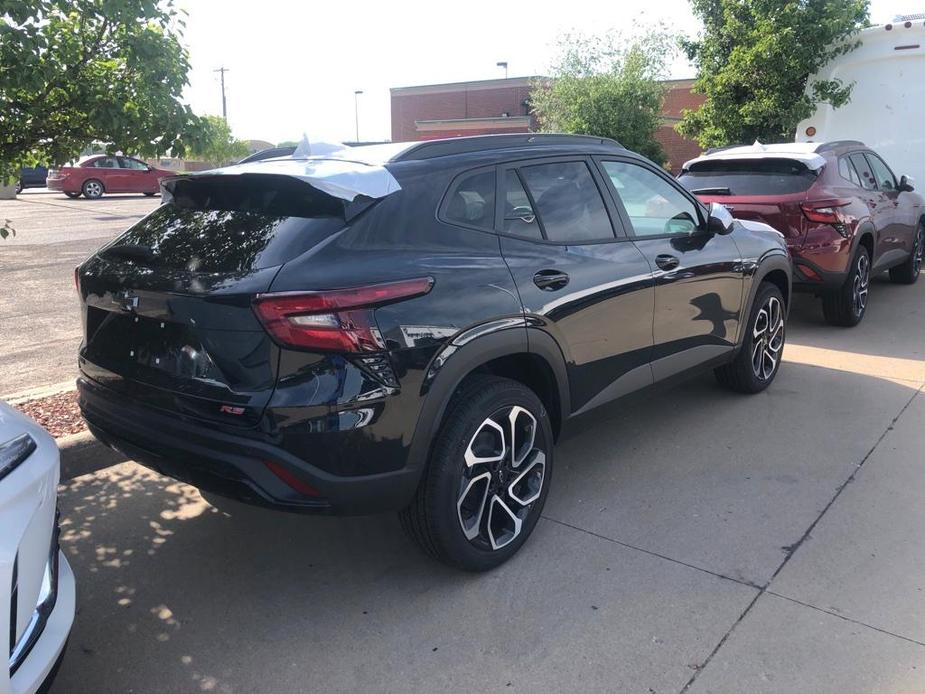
top-left (655, 254), bottom-right (680, 271)
top-left (533, 269), bottom-right (570, 291)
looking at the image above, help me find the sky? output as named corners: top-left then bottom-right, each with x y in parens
top-left (178, 0), bottom-right (921, 146)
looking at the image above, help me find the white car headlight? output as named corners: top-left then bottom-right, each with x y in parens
top-left (0, 433), bottom-right (36, 481)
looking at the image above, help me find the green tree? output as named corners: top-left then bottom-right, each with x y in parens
top-left (530, 28), bottom-right (678, 165)
top-left (0, 0), bottom-right (202, 184)
top-left (187, 115), bottom-right (249, 166)
top-left (678, 0), bottom-right (869, 148)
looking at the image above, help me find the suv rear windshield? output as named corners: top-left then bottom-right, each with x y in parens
top-left (678, 158), bottom-right (818, 196)
top-left (106, 175), bottom-right (349, 273)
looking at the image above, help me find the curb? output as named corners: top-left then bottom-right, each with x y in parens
top-left (4, 381), bottom-right (76, 406)
top-left (58, 430), bottom-right (127, 481)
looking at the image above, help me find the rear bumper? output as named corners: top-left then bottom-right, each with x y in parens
top-left (77, 377), bottom-right (423, 515)
top-left (791, 256), bottom-right (848, 291)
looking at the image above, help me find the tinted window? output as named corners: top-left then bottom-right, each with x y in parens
top-left (677, 158), bottom-right (817, 196)
top-left (838, 157), bottom-right (862, 186)
top-left (108, 175), bottom-right (347, 273)
top-left (603, 161), bottom-right (700, 237)
top-left (865, 153), bottom-right (896, 191)
top-left (120, 157), bottom-right (149, 171)
top-left (518, 161), bottom-right (613, 243)
top-left (502, 170), bottom-right (542, 240)
top-left (443, 169), bottom-right (495, 229)
top-left (89, 157), bottom-right (119, 168)
top-left (849, 153), bottom-right (877, 191)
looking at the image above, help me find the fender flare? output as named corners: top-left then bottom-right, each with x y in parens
top-left (851, 221), bottom-right (876, 259)
top-left (404, 321), bottom-right (570, 478)
top-left (737, 251), bottom-right (792, 351)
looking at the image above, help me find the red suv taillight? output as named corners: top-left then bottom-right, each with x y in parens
top-left (252, 277), bottom-right (434, 352)
top-left (800, 199), bottom-right (851, 225)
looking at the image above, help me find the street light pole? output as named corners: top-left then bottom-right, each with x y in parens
top-left (354, 90), bottom-right (363, 143)
top-left (214, 66), bottom-right (229, 120)
top-left (496, 61), bottom-right (508, 79)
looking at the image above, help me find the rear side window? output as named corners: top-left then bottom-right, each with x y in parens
top-left (838, 157), bottom-right (862, 186)
top-left (89, 157), bottom-right (119, 168)
top-left (108, 175), bottom-right (347, 273)
top-left (678, 158), bottom-right (817, 195)
top-left (516, 161), bottom-right (614, 243)
top-left (443, 169), bottom-right (495, 230)
top-left (864, 153), bottom-right (897, 191)
top-left (849, 153), bottom-right (878, 191)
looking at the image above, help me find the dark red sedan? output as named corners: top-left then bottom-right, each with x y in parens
top-left (47, 155), bottom-right (172, 199)
top-left (679, 141), bottom-right (924, 326)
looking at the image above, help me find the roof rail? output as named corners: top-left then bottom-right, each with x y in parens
top-left (390, 133), bottom-right (623, 162)
top-left (815, 140), bottom-right (866, 153)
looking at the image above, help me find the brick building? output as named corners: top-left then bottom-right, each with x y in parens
top-left (390, 76), bottom-right (705, 171)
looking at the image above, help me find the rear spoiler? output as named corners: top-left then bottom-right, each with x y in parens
top-left (161, 156), bottom-right (402, 203)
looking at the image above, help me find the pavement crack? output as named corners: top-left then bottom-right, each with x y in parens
top-left (765, 591), bottom-right (925, 648)
top-left (677, 384), bottom-right (924, 693)
top-left (540, 515), bottom-right (763, 590)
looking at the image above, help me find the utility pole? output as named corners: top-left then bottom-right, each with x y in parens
top-left (214, 66), bottom-right (229, 120)
top-left (354, 90), bottom-right (363, 143)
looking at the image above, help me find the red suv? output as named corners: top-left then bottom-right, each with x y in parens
top-left (679, 141), bottom-right (924, 326)
top-left (47, 155), bottom-right (172, 200)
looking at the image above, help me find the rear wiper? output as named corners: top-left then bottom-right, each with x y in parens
top-left (691, 186), bottom-right (732, 196)
top-left (102, 243), bottom-right (158, 264)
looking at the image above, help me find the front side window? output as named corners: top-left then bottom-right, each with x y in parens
top-left (849, 153), bottom-right (878, 191)
top-left (864, 153), bottom-right (897, 192)
top-left (516, 161), bottom-right (614, 243)
top-left (120, 157), bottom-right (149, 171)
top-left (443, 169), bottom-right (495, 230)
top-left (602, 160), bottom-right (700, 237)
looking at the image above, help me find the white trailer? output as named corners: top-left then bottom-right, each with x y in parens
top-left (796, 18), bottom-right (925, 185)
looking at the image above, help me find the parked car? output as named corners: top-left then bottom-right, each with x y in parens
top-left (1, 402), bottom-right (76, 693)
top-left (76, 134), bottom-right (791, 570)
top-left (796, 20), bottom-right (925, 186)
top-left (679, 141), bottom-right (924, 326)
top-left (47, 155), bottom-right (172, 199)
top-left (16, 166), bottom-right (48, 194)
top-left (237, 145), bottom-right (297, 164)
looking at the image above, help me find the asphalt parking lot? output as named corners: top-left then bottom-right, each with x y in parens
top-left (0, 191), bottom-right (160, 398)
top-left (2, 192), bottom-right (924, 692)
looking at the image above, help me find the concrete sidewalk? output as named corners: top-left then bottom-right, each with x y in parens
top-left (47, 279), bottom-right (925, 693)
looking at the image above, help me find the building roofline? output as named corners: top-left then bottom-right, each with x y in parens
top-left (391, 76), bottom-right (548, 95)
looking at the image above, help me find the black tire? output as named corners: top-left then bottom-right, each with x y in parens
top-left (82, 178), bottom-right (104, 199)
top-left (64, 191), bottom-right (81, 199)
top-left (889, 222), bottom-right (924, 285)
top-left (144, 192), bottom-right (157, 197)
top-left (715, 282), bottom-right (786, 394)
top-left (399, 375), bottom-right (553, 571)
top-left (822, 246), bottom-right (870, 327)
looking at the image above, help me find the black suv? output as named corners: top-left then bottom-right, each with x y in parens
top-left (76, 134), bottom-right (791, 570)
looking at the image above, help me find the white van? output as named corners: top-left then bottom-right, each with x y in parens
top-left (796, 18), bottom-right (925, 184)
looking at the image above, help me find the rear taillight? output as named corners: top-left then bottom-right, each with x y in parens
top-left (800, 200), bottom-right (851, 224)
top-left (252, 277), bottom-right (434, 352)
top-left (801, 199), bottom-right (852, 237)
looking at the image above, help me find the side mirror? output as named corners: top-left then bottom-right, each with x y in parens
top-left (899, 175), bottom-right (915, 192)
top-left (706, 202), bottom-right (735, 235)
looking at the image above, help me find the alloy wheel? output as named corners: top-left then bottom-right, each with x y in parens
top-left (457, 405), bottom-right (546, 551)
top-left (84, 181), bottom-right (102, 198)
top-left (852, 253), bottom-right (870, 316)
top-left (751, 295), bottom-right (784, 381)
